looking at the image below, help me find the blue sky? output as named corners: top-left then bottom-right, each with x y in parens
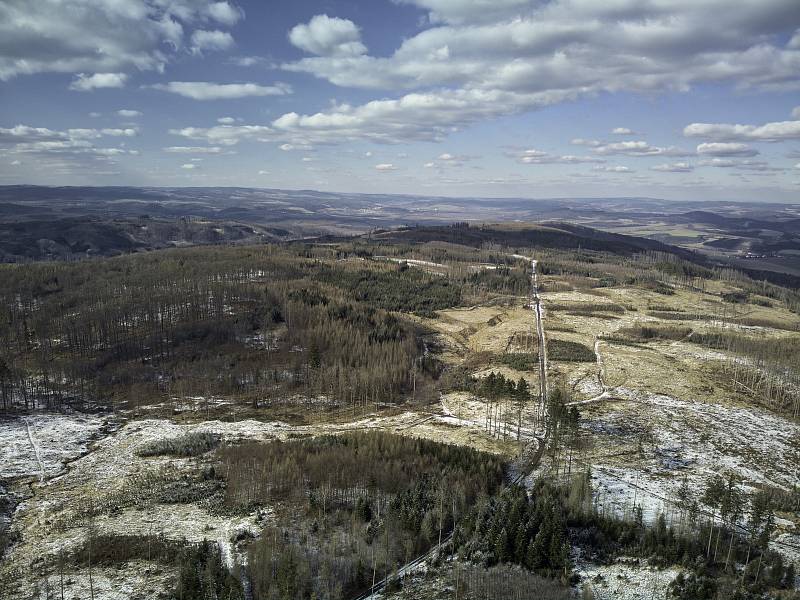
top-left (1, 0), bottom-right (799, 201)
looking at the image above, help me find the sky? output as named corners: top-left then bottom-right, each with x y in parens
top-left (0, 0), bottom-right (799, 201)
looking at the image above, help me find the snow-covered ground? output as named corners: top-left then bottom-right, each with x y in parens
top-left (26, 560), bottom-right (176, 600)
top-left (1, 416), bottom-right (290, 599)
top-left (0, 414), bottom-right (108, 480)
top-left (575, 555), bottom-right (681, 600)
top-left (584, 387), bottom-right (800, 504)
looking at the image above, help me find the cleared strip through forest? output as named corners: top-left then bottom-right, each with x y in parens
top-left (354, 256), bottom-right (550, 600)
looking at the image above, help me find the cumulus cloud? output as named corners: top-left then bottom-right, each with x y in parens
top-left (423, 151), bottom-right (480, 167)
top-left (699, 158), bottom-right (781, 171)
top-left (0, 123), bottom-right (139, 170)
top-left (164, 146), bottom-right (223, 153)
top-left (374, 163), bottom-right (397, 171)
top-left (277, 1), bottom-right (800, 145)
top-left (117, 109), bottom-right (142, 118)
top-left (268, 88), bottom-right (579, 145)
top-left (684, 120), bottom-right (800, 141)
top-left (510, 148), bottom-right (604, 164)
top-left (696, 142), bottom-right (759, 157)
top-left (285, 4), bottom-right (800, 92)
top-left (228, 56), bottom-right (276, 68)
top-left (150, 81), bottom-right (292, 100)
top-left (651, 162), bottom-right (694, 172)
top-left (289, 15), bottom-right (366, 57)
top-left (592, 141), bottom-right (691, 157)
top-left (69, 73), bottom-right (127, 91)
top-left (0, 1), bottom-right (241, 80)
top-left (1, 125), bottom-right (135, 146)
top-left (593, 165), bottom-right (632, 173)
top-left (206, 2), bottom-right (241, 26)
top-left (612, 127), bottom-right (636, 135)
top-left (397, 0), bottom-right (532, 25)
top-left (217, 117), bottom-right (236, 124)
top-left (191, 29), bottom-right (235, 54)
top-left (570, 139), bottom-right (603, 148)
top-left (170, 124), bottom-right (274, 146)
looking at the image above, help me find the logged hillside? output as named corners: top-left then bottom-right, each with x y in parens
top-left (2, 225), bottom-right (800, 600)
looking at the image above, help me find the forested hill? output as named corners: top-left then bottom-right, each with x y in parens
top-left (371, 223), bottom-right (704, 262)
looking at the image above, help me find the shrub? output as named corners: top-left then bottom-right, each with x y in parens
top-left (547, 339), bottom-right (595, 362)
top-left (136, 431), bottom-right (221, 458)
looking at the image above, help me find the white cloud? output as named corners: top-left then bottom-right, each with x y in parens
top-left (571, 139), bottom-right (603, 147)
top-left (69, 73), bottom-right (127, 91)
top-left (269, 88), bottom-right (576, 145)
top-left (93, 148), bottom-right (128, 156)
top-left (699, 158), bottom-right (781, 171)
top-left (0, 123), bottom-right (140, 171)
top-left (793, 106), bottom-right (800, 119)
top-left (364, 151), bottom-right (373, 157)
top-left (0, 1), bottom-right (239, 80)
top-left (651, 162), bottom-right (694, 172)
top-left (181, 163), bottom-right (198, 169)
top-left (217, 117), bottom-right (236, 124)
top-left (10, 160), bottom-right (21, 166)
top-left (150, 81), bottom-right (291, 100)
top-left (279, 2), bottom-right (800, 145)
top-left (593, 165), bottom-right (632, 173)
top-left (289, 14), bottom-right (367, 57)
top-left (511, 148), bottom-right (604, 164)
top-left (684, 120), bottom-right (800, 142)
top-left (286, 4), bottom-right (800, 93)
top-left (375, 163), bottom-right (397, 171)
top-left (612, 127), bottom-right (635, 135)
top-left (795, 162), bottom-right (800, 169)
top-left (696, 142), bottom-right (758, 157)
top-left (699, 158), bottom-right (737, 168)
top-left (593, 140), bottom-right (690, 157)
top-left (1, 125), bottom-right (135, 145)
top-left (170, 124), bottom-right (274, 146)
top-left (228, 56), bottom-right (275, 68)
top-left (206, 2), bottom-right (241, 26)
top-left (190, 29), bottom-right (234, 54)
top-left (117, 109), bottom-right (142, 118)
top-left (164, 146), bottom-right (223, 153)
top-left (396, 0), bottom-right (532, 25)
top-left (99, 128), bottom-right (137, 137)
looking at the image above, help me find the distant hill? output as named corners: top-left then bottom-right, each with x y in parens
top-left (372, 222), bottom-right (702, 261)
top-left (0, 217), bottom-right (285, 262)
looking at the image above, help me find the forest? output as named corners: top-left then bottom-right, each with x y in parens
top-left (217, 431), bottom-right (506, 600)
top-left (0, 244), bottom-right (470, 415)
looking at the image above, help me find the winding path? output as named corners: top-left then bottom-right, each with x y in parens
top-left (23, 418), bottom-right (46, 483)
